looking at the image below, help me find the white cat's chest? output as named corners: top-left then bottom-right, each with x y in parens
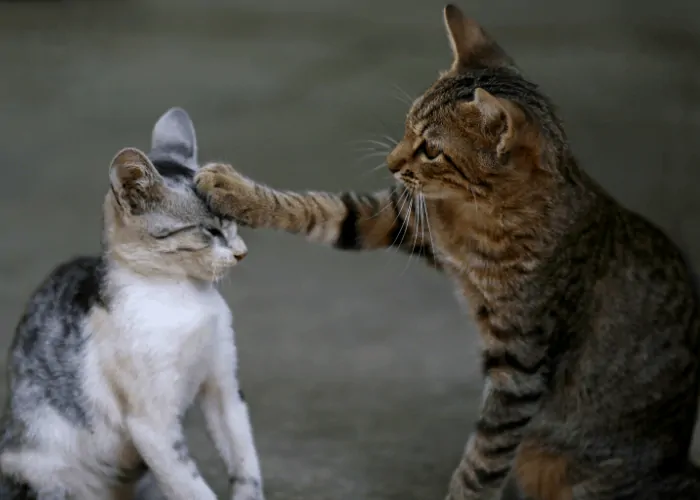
top-left (117, 280), bottom-right (227, 339)
top-left (100, 273), bottom-right (232, 408)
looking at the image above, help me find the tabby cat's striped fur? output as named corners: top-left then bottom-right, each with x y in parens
top-left (195, 5), bottom-right (700, 500)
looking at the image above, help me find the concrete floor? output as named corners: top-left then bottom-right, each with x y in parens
top-left (1, 0), bottom-right (700, 498)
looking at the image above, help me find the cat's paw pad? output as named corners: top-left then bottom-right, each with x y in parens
top-left (230, 477), bottom-right (264, 500)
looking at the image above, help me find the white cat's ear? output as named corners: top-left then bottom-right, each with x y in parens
top-left (109, 147), bottom-right (164, 214)
top-left (149, 107), bottom-right (198, 170)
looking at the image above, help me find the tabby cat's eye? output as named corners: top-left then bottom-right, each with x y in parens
top-left (416, 141), bottom-right (441, 161)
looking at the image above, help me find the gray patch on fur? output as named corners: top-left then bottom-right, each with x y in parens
top-left (2, 256), bottom-right (106, 433)
top-left (148, 107), bottom-right (198, 171)
top-left (133, 473), bottom-right (167, 500)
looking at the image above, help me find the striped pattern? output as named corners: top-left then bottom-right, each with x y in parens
top-left (448, 321), bottom-right (548, 498)
top-left (232, 181), bottom-right (441, 268)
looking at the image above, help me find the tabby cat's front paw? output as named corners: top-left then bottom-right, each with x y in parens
top-left (194, 163), bottom-right (257, 225)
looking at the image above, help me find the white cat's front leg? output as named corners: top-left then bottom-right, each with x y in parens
top-left (200, 329), bottom-right (263, 500)
top-left (117, 362), bottom-right (217, 500)
top-left (127, 414), bottom-right (216, 500)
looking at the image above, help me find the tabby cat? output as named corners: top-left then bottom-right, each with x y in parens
top-left (0, 108), bottom-right (263, 500)
top-left (193, 5), bottom-right (700, 500)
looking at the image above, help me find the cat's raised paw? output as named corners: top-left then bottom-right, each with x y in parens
top-left (195, 162), bottom-right (241, 192)
top-left (194, 163), bottom-right (256, 222)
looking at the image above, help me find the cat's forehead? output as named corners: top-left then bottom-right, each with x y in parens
top-left (149, 160), bottom-right (214, 223)
top-left (410, 68), bottom-right (535, 120)
top-left (411, 78), bottom-right (467, 121)
top-left (162, 185), bottom-right (209, 220)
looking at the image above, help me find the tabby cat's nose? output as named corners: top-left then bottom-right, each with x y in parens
top-left (235, 252), bottom-right (248, 262)
top-left (387, 158), bottom-right (405, 174)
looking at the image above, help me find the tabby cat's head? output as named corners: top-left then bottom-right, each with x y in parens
top-left (388, 4), bottom-right (568, 210)
top-left (103, 108), bottom-right (247, 281)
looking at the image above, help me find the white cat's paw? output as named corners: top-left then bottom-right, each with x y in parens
top-left (231, 477), bottom-right (264, 500)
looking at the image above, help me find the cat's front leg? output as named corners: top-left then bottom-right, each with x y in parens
top-left (195, 163), bottom-right (440, 265)
top-left (126, 413), bottom-right (216, 500)
top-left (446, 345), bottom-right (547, 500)
top-left (200, 329), bottom-right (263, 500)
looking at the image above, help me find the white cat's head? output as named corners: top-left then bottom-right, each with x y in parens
top-left (103, 108), bottom-right (247, 282)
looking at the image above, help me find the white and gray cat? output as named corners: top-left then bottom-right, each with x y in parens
top-left (0, 108), bottom-right (264, 500)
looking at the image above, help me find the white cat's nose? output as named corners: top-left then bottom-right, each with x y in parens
top-left (230, 236), bottom-right (248, 262)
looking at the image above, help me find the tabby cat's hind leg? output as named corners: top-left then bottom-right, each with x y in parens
top-left (507, 447), bottom-right (700, 500)
top-left (499, 474), bottom-right (530, 500)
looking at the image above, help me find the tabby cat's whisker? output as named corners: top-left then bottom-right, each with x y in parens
top-left (422, 194), bottom-right (436, 254)
top-left (382, 190), bottom-right (408, 233)
top-left (347, 138), bottom-right (388, 147)
top-left (367, 190), bottom-right (405, 221)
top-left (363, 139), bottom-right (394, 151)
top-left (359, 162), bottom-right (388, 180)
top-left (392, 193), bottom-right (412, 250)
top-left (417, 195), bottom-right (425, 261)
top-left (352, 145), bottom-right (390, 154)
top-left (391, 83), bottom-right (416, 106)
top-left (356, 151), bottom-right (389, 164)
top-left (383, 135), bottom-right (398, 146)
top-left (402, 195), bottom-right (421, 274)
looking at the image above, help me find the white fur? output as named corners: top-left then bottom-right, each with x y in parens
top-left (1, 264), bottom-right (262, 500)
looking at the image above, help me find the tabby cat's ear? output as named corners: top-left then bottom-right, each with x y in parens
top-left (443, 4), bottom-right (515, 72)
top-left (149, 107), bottom-right (198, 171)
top-left (468, 88), bottom-right (521, 160)
top-left (109, 147), bottom-right (164, 214)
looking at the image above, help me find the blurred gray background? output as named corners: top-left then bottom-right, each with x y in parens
top-left (1, 0), bottom-right (699, 498)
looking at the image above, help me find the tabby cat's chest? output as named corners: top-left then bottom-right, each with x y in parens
top-left (428, 206), bottom-right (499, 282)
top-left (426, 200), bottom-right (533, 323)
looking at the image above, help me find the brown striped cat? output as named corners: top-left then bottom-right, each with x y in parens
top-left (194, 5), bottom-right (700, 500)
